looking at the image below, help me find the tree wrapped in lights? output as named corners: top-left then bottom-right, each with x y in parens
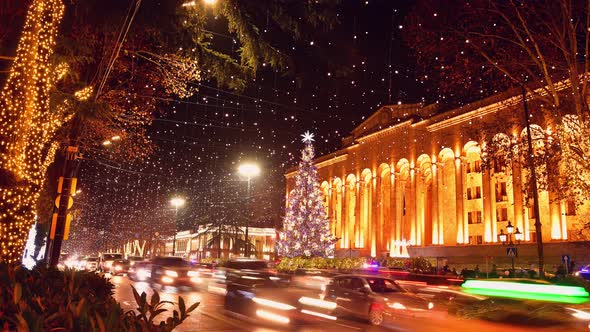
top-left (278, 132), bottom-right (335, 258)
top-left (0, 0), bottom-right (65, 264)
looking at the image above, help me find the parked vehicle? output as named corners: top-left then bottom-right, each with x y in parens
top-left (323, 274), bottom-right (436, 326)
top-left (100, 253), bottom-right (124, 273)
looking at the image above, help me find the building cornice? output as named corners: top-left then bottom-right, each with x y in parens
top-left (357, 119), bottom-right (414, 142)
top-left (427, 79), bottom-right (572, 132)
top-left (285, 153), bottom-right (349, 179)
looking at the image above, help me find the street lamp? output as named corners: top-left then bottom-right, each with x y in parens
top-left (499, 221), bottom-right (522, 277)
top-left (238, 162), bottom-right (261, 257)
top-left (170, 197), bottom-right (185, 256)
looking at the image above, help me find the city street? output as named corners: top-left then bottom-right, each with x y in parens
top-left (110, 275), bottom-right (579, 332)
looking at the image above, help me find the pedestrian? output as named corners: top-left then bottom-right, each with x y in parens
top-left (569, 261), bottom-right (576, 274)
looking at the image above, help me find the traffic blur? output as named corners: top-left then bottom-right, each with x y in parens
top-left (62, 255), bottom-right (590, 331)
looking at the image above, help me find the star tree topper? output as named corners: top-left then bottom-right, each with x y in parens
top-left (301, 131), bottom-right (315, 143)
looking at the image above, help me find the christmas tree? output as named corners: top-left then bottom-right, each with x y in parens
top-left (278, 132), bottom-right (335, 258)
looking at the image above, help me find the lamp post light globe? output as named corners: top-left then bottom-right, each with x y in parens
top-left (499, 229), bottom-right (507, 244)
top-left (514, 227), bottom-right (523, 243)
top-left (506, 221), bottom-right (514, 234)
top-left (238, 163), bottom-right (261, 179)
top-left (170, 197), bottom-right (185, 209)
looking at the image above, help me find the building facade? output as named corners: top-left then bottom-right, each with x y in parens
top-left (157, 225), bottom-right (277, 261)
top-left (286, 92), bottom-right (590, 265)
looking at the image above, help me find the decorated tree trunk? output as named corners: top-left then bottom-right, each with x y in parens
top-left (0, 0), bottom-right (65, 264)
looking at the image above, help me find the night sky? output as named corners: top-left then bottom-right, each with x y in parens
top-left (5, 1), bottom-right (426, 253)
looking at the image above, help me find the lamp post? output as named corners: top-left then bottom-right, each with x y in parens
top-left (170, 197), bottom-right (185, 256)
top-left (521, 86), bottom-right (544, 278)
top-left (499, 220), bottom-right (523, 277)
top-left (238, 162), bottom-right (261, 257)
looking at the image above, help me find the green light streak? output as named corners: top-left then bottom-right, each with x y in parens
top-left (463, 288), bottom-right (589, 304)
top-left (462, 280), bottom-right (590, 297)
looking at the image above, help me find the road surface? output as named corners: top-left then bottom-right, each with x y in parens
top-left (110, 275), bottom-right (585, 331)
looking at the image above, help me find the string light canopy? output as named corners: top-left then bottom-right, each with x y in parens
top-left (0, 0), bottom-right (66, 264)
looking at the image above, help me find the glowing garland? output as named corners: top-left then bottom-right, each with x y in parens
top-left (0, 0), bottom-right (65, 264)
top-left (462, 280), bottom-right (590, 304)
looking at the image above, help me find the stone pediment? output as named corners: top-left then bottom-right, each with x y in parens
top-left (349, 103), bottom-right (438, 140)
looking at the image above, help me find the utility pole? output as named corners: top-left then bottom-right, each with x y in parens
top-left (522, 86), bottom-right (545, 278)
top-left (46, 146), bottom-right (81, 267)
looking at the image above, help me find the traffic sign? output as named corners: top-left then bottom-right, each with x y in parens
top-left (506, 247), bottom-right (518, 257)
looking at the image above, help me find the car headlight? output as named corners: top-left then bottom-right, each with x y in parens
top-left (165, 270), bottom-right (178, 277)
top-left (188, 271), bottom-right (199, 277)
top-left (428, 302), bottom-right (434, 310)
top-left (388, 302), bottom-right (407, 310)
top-left (252, 297), bottom-right (296, 311)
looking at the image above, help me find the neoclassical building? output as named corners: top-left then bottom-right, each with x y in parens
top-left (286, 90), bottom-right (590, 263)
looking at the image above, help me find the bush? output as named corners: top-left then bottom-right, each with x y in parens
top-left (276, 257), bottom-right (367, 272)
top-left (0, 263), bottom-right (198, 331)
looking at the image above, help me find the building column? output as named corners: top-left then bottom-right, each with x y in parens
top-left (389, 172), bottom-right (397, 255)
top-left (409, 168), bottom-right (417, 245)
top-left (395, 178), bottom-right (404, 243)
top-left (549, 191), bottom-right (562, 240)
top-left (431, 163), bottom-right (439, 245)
top-left (342, 184), bottom-right (349, 248)
top-left (455, 158), bottom-right (465, 244)
top-left (512, 161), bottom-right (527, 240)
top-left (355, 181), bottom-right (361, 248)
top-left (371, 175), bottom-right (378, 257)
top-left (560, 201), bottom-right (568, 240)
top-left (482, 168), bottom-right (493, 242)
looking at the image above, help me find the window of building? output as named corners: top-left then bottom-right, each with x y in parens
top-left (466, 160), bottom-right (481, 173)
top-left (566, 200), bottom-right (576, 216)
top-left (496, 207), bottom-right (508, 222)
top-left (468, 235), bottom-right (483, 245)
top-left (493, 160), bottom-right (505, 173)
top-left (468, 211), bottom-right (482, 224)
top-left (495, 182), bottom-right (507, 202)
top-left (467, 186), bottom-right (482, 200)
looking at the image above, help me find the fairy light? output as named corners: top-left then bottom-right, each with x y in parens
top-left (74, 86), bottom-right (93, 101)
top-left (0, 0), bottom-right (65, 264)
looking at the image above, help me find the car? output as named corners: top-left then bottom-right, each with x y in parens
top-left (210, 258), bottom-right (286, 295)
top-left (127, 256), bottom-right (145, 267)
top-left (78, 256), bottom-right (99, 271)
top-left (149, 256), bottom-right (200, 289)
top-left (128, 260), bottom-right (152, 282)
top-left (188, 262), bottom-right (215, 289)
top-left (576, 264), bottom-right (590, 281)
top-left (291, 269), bottom-right (339, 291)
top-left (100, 253), bottom-right (124, 273)
top-left (111, 259), bottom-right (130, 276)
top-left (323, 275), bottom-right (436, 326)
top-left (224, 270), bottom-right (335, 326)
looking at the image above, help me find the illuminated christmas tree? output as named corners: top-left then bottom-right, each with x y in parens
top-left (278, 132), bottom-right (335, 258)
